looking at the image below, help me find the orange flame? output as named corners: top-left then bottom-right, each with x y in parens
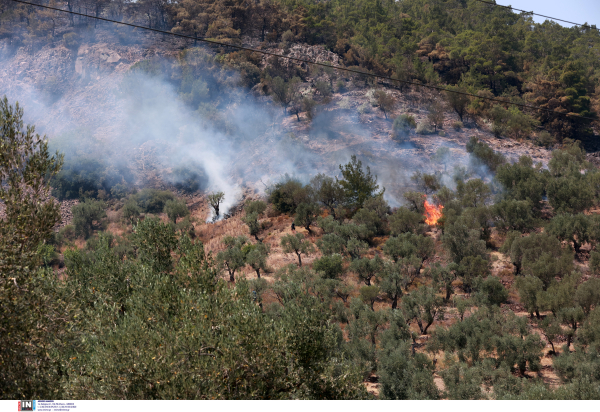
top-left (424, 200), bottom-right (444, 226)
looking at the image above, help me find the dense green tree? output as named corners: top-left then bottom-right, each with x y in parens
top-left (244, 242), bottom-right (270, 278)
top-left (72, 199), bottom-right (107, 239)
top-left (269, 176), bottom-right (310, 214)
top-left (313, 254), bottom-right (344, 280)
top-left (163, 198), bottom-right (190, 224)
top-left (350, 255), bottom-right (384, 286)
top-left (242, 200), bottom-right (267, 241)
top-left (0, 97), bottom-right (66, 399)
top-left (294, 201), bottom-right (321, 232)
top-left (310, 173), bottom-right (346, 219)
top-left (132, 217), bottom-right (177, 274)
top-left (216, 235), bottom-right (248, 282)
top-left (388, 206), bottom-right (424, 235)
top-left (337, 155), bottom-right (384, 210)
top-left (402, 285), bottom-right (444, 335)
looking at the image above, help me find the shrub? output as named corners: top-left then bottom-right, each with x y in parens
top-left (392, 114), bottom-right (416, 141)
top-left (132, 189), bottom-right (175, 214)
top-left (452, 121), bottom-right (464, 131)
top-left (163, 199), bottom-right (190, 224)
top-left (72, 199), bottom-right (107, 239)
top-left (416, 121), bottom-right (433, 135)
top-left (268, 176), bottom-right (310, 214)
top-left (122, 198), bottom-right (141, 223)
top-left (535, 131), bottom-right (556, 148)
top-left (313, 254), bottom-right (344, 280)
top-left (314, 80), bottom-right (332, 98)
top-left (63, 32), bottom-right (80, 49)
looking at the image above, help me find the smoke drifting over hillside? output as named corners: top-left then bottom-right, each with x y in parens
top-left (0, 39), bottom-right (526, 216)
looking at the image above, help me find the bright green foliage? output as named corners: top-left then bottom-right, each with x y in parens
top-left (294, 202), bottom-right (321, 232)
top-left (216, 235), bottom-right (248, 282)
top-left (546, 144), bottom-right (594, 214)
top-left (72, 198), bottom-right (107, 239)
top-left (352, 195), bottom-right (389, 237)
top-left (350, 255), bottom-right (384, 286)
top-left (163, 199), bottom-right (190, 223)
top-left (281, 233), bottom-right (315, 267)
top-left (60, 245), bottom-right (368, 399)
top-left (384, 233), bottom-right (433, 265)
top-left (313, 254), bottom-right (344, 280)
top-left (429, 263), bottom-right (456, 301)
top-left (337, 155), bottom-right (384, 210)
top-left (507, 232), bottom-right (569, 280)
top-left (431, 308), bottom-right (544, 376)
top-left (402, 285), bottom-right (444, 335)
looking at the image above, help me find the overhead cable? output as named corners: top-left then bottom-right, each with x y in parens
top-left (8, 0), bottom-right (596, 121)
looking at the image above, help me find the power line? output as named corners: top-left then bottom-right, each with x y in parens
top-left (8, 0), bottom-right (596, 121)
top-left (473, 0), bottom-right (599, 31)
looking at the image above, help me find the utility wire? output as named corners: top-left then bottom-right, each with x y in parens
top-left (8, 0), bottom-right (596, 121)
top-left (473, 0), bottom-right (599, 31)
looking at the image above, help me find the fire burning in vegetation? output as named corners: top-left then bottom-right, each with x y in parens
top-left (424, 200), bottom-right (443, 226)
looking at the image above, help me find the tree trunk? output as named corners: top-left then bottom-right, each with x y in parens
top-left (535, 309), bottom-right (541, 319)
top-left (255, 268), bottom-right (261, 279)
top-left (296, 113), bottom-right (300, 121)
top-left (391, 295), bottom-right (398, 310)
top-left (229, 271), bottom-right (235, 282)
top-left (296, 253), bottom-right (302, 267)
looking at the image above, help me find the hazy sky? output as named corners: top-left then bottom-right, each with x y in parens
top-left (497, 0), bottom-right (600, 28)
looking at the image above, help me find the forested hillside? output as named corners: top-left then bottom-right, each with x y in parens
top-left (1, 0), bottom-right (600, 402)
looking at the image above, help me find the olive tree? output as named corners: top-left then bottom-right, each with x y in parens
top-left (281, 233), bottom-right (315, 267)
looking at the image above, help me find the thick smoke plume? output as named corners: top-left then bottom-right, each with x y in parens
top-left (0, 40), bottom-right (479, 216)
